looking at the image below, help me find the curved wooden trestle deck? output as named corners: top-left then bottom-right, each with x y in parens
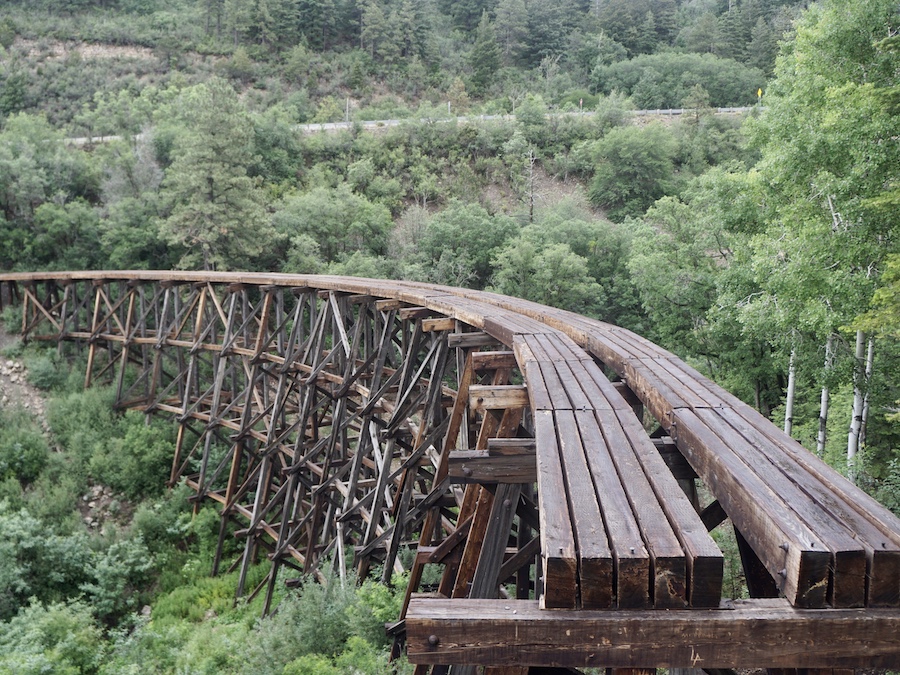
top-left (2, 271), bottom-right (899, 673)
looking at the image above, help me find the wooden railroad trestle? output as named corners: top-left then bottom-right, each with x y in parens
top-left (1, 271), bottom-right (899, 673)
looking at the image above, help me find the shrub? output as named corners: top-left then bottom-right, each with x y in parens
top-left (0, 599), bottom-right (105, 674)
top-left (0, 407), bottom-right (49, 484)
top-left (80, 536), bottom-right (155, 625)
top-left (587, 123), bottom-right (676, 221)
top-left (24, 350), bottom-right (68, 391)
top-left (0, 502), bottom-right (94, 621)
top-left (283, 653), bottom-right (340, 675)
top-left (88, 411), bottom-right (175, 500)
top-left (23, 461), bottom-right (83, 534)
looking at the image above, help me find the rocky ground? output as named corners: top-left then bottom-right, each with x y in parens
top-left (0, 335), bottom-right (48, 428)
top-left (0, 328), bottom-right (131, 529)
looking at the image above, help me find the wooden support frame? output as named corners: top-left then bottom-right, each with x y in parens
top-left (4, 271), bottom-right (900, 674)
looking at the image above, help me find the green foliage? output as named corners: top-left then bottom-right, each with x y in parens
top-left (274, 184), bottom-right (393, 263)
top-left (47, 386), bottom-right (118, 478)
top-left (491, 239), bottom-right (602, 315)
top-left (0, 501), bottom-right (94, 621)
top-left (80, 536), bottom-right (155, 624)
top-left (88, 411), bottom-right (175, 500)
top-left (874, 459), bottom-right (900, 515)
top-left (592, 52), bottom-right (765, 108)
top-left (587, 123), bottom-right (676, 221)
top-left (131, 483), bottom-right (194, 559)
top-left (158, 78), bottom-right (275, 271)
top-left (0, 113), bottom-right (100, 271)
top-left (23, 457), bottom-right (83, 533)
top-left (146, 564), bottom-right (241, 625)
top-left (0, 18), bottom-right (15, 50)
top-left (243, 569), bottom-right (403, 673)
top-left (24, 349), bottom-right (69, 391)
top-left (97, 618), bottom-right (186, 674)
top-left (0, 599), bottom-right (105, 674)
top-left (411, 201), bottom-right (517, 288)
top-left (283, 653), bottom-right (340, 675)
top-left (626, 195), bottom-right (724, 356)
top-left (0, 407), bottom-right (50, 484)
top-left (469, 11), bottom-right (501, 95)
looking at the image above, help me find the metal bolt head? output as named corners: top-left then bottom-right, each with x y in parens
top-left (428, 634), bottom-right (440, 646)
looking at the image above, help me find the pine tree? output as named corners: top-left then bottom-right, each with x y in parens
top-left (360, 0), bottom-right (387, 59)
top-left (470, 10), bottom-right (501, 95)
top-left (495, 0), bottom-right (527, 65)
top-left (158, 80), bottom-right (273, 271)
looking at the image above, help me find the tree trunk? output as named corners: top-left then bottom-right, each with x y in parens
top-left (784, 347), bottom-right (796, 435)
top-left (816, 334), bottom-right (834, 457)
top-left (860, 336), bottom-right (875, 448)
top-left (847, 330), bottom-right (867, 480)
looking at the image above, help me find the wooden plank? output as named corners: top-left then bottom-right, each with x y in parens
top-left (646, 355), bottom-right (899, 602)
top-left (593, 408), bottom-right (687, 608)
top-left (572, 409), bottom-right (649, 608)
top-left (652, 437), bottom-right (698, 480)
top-left (483, 315), bottom-right (548, 346)
top-left (422, 317), bottom-right (456, 332)
top-left (471, 350), bottom-right (518, 371)
top-left (536, 360), bottom-right (571, 411)
top-left (721, 402), bottom-right (900, 608)
top-left (498, 535), bottom-right (541, 585)
top-left (612, 380), bottom-right (643, 414)
top-left (512, 336), bottom-right (555, 413)
top-left (448, 450), bottom-right (536, 484)
top-left (487, 438), bottom-right (535, 456)
top-left (672, 408), bottom-right (830, 608)
top-left (533, 410), bottom-right (577, 609)
top-left (555, 409), bottom-right (614, 609)
top-left (531, 332), bottom-right (591, 363)
top-left (406, 598), bottom-right (900, 669)
top-left (468, 385), bottom-right (529, 412)
top-left (580, 361), bottom-right (638, 413)
top-left (375, 298), bottom-right (405, 311)
top-left (700, 501), bottom-right (728, 532)
top-left (552, 360), bottom-right (594, 411)
top-left (448, 332), bottom-right (500, 349)
top-left (452, 487), bottom-right (495, 598)
top-left (653, 356), bottom-right (727, 408)
top-left (735, 526), bottom-right (780, 599)
top-left (621, 360), bottom-right (692, 430)
top-left (400, 306), bottom-right (438, 320)
top-left (698, 408), bottom-right (868, 609)
top-left (470, 483), bottom-right (523, 598)
top-left (615, 410), bottom-right (723, 608)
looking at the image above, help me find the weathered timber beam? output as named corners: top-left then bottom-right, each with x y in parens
top-left (406, 598), bottom-right (900, 669)
top-left (423, 317), bottom-right (457, 332)
top-left (448, 332), bottom-right (500, 349)
top-left (469, 385), bottom-right (529, 411)
top-left (448, 450), bottom-right (537, 484)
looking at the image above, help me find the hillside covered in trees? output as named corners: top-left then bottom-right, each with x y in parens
top-left (1, 0), bottom-right (899, 671)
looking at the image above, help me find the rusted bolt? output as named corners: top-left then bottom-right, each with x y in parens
top-left (462, 466), bottom-right (473, 477)
top-left (428, 635), bottom-right (440, 646)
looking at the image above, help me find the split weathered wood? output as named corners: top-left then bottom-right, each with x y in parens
top-left (406, 598), bottom-right (900, 668)
top-left (447, 450), bottom-right (537, 484)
